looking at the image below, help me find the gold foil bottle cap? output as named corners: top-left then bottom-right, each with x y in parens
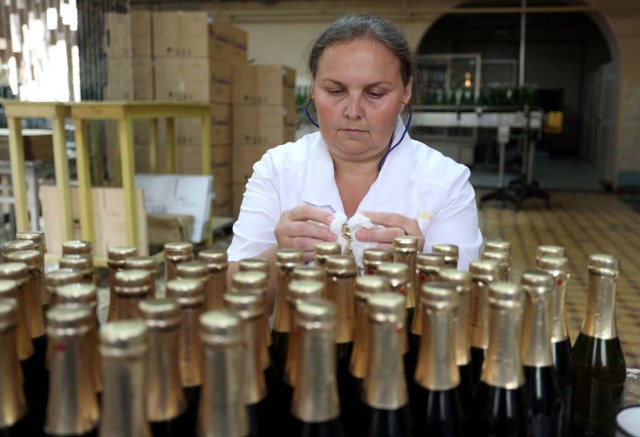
top-left (417, 253), bottom-right (445, 269)
top-left (393, 236), bottom-right (419, 251)
top-left (420, 281), bottom-right (459, 310)
top-left (376, 262), bottom-right (408, 281)
top-left (56, 283), bottom-right (98, 307)
top-left (47, 303), bottom-right (92, 329)
top-left (4, 249), bottom-right (43, 268)
top-left (432, 243), bottom-right (459, 261)
top-left (315, 242), bottom-right (341, 256)
top-left (588, 254), bottom-right (619, 276)
top-left (59, 254), bottom-right (93, 273)
top-left (138, 298), bottom-right (181, 328)
top-left (166, 278), bottom-right (205, 306)
top-left (238, 258), bottom-right (269, 274)
top-left (124, 256), bottom-right (158, 272)
top-left (481, 251), bottom-right (511, 269)
top-left (199, 310), bottom-right (242, 345)
top-left (47, 268), bottom-right (85, 287)
top-left (114, 269), bottom-right (154, 296)
top-left (198, 249), bottom-right (228, 271)
top-left (100, 321), bottom-right (148, 357)
top-left (536, 245), bottom-right (566, 260)
top-left (367, 292), bottom-right (405, 323)
top-left (2, 240), bottom-right (36, 255)
top-left (62, 240), bottom-right (93, 256)
top-left (483, 239), bottom-right (511, 254)
top-left (176, 261), bottom-right (209, 280)
top-left (16, 231), bottom-right (45, 249)
top-left (295, 298), bottom-right (336, 327)
top-left (363, 248), bottom-right (393, 262)
top-left (107, 246), bottom-right (138, 268)
top-left (276, 249), bottom-right (304, 267)
top-left (287, 280), bottom-right (324, 304)
top-left (0, 262), bottom-right (29, 284)
top-left (292, 266), bottom-right (324, 282)
top-left (355, 276), bottom-right (390, 300)
top-left (0, 297), bottom-right (18, 330)
top-left (325, 255), bottom-right (358, 276)
top-left (164, 242), bottom-right (193, 260)
top-left (537, 255), bottom-right (569, 273)
top-left (520, 269), bottom-right (554, 293)
top-left (488, 282), bottom-right (523, 309)
top-left (439, 268), bottom-right (471, 287)
top-left (232, 271), bottom-right (268, 289)
top-left (224, 292), bottom-right (263, 320)
top-left (470, 259), bottom-right (500, 282)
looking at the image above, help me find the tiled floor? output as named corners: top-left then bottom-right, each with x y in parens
top-left (478, 189), bottom-right (640, 368)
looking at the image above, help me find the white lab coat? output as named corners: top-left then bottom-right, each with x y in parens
top-left (227, 120), bottom-right (483, 270)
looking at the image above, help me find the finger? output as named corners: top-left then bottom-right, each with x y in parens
top-left (375, 242), bottom-right (394, 252)
top-left (356, 227), bottom-right (405, 243)
top-left (289, 221), bottom-right (337, 242)
top-left (288, 204), bottom-right (334, 225)
top-left (360, 211), bottom-right (405, 228)
top-left (286, 236), bottom-right (335, 254)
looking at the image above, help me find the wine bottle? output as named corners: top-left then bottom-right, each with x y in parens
top-left (61, 240), bottom-right (94, 285)
top-left (99, 321), bottom-right (151, 437)
top-left (537, 253), bottom-right (573, 437)
top-left (292, 266), bottom-right (325, 283)
top-left (393, 237), bottom-right (419, 332)
top-left (198, 311), bottom-right (247, 437)
top-left (124, 257), bottom-right (159, 298)
top-left (224, 292), bottom-right (270, 437)
top-left (520, 270), bottom-right (563, 436)
top-left (163, 242), bottom-right (194, 282)
top-left (363, 248), bottom-right (393, 275)
top-left (471, 282), bottom-right (531, 436)
top-left (376, 263), bottom-right (410, 355)
top-left (468, 259), bottom-right (500, 385)
top-left (481, 250), bottom-right (511, 282)
top-left (2, 240), bottom-right (36, 256)
top-left (290, 298), bottom-right (345, 437)
top-left (165, 278), bottom-right (206, 434)
top-left (0, 277), bottom-right (33, 362)
top-left (198, 249), bottom-right (228, 311)
top-left (111, 269), bottom-right (154, 321)
top-left (45, 269), bottom-right (85, 307)
top-left (45, 303), bottom-right (99, 436)
top-left (176, 262), bottom-right (209, 298)
top-left (432, 243), bottom-right (460, 269)
top-left (482, 239), bottom-right (511, 256)
top-left (106, 246), bottom-right (138, 319)
top-left (55, 283), bottom-right (101, 394)
top-left (237, 259), bottom-right (271, 341)
top-left (410, 253), bottom-right (445, 338)
top-left (16, 230), bottom-right (46, 305)
top-left (536, 245), bottom-right (565, 260)
top-left (58, 255), bottom-right (95, 285)
top-left (571, 254), bottom-right (626, 436)
top-left (0, 297), bottom-right (29, 436)
top-left (138, 299), bottom-right (187, 437)
top-left (272, 249), bottom-right (304, 378)
top-left (439, 268), bottom-right (474, 416)
top-left (414, 282), bottom-right (465, 436)
top-left (314, 243), bottom-right (342, 275)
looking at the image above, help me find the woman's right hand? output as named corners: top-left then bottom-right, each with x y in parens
top-left (274, 205), bottom-right (337, 262)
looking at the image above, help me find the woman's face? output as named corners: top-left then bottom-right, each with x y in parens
top-left (312, 37), bottom-right (412, 164)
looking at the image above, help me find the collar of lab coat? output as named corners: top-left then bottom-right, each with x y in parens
top-left (301, 117), bottom-right (414, 214)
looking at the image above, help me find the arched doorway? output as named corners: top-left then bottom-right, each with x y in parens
top-left (413, 1), bottom-right (618, 190)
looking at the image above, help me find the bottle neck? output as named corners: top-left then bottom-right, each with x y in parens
top-left (411, 270), bottom-right (439, 335)
top-left (455, 288), bottom-right (471, 365)
top-left (581, 272), bottom-right (618, 339)
top-left (0, 287), bottom-right (33, 360)
top-left (24, 269), bottom-right (45, 338)
top-left (0, 326), bottom-right (27, 427)
top-left (326, 275), bottom-right (356, 344)
top-left (46, 324), bottom-right (99, 435)
top-left (99, 350), bottom-right (150, 436)
top-left (199, 340), bottom-right (246, 437)
top-left (394, 252), bottom-right (417, 309)
top-left (273, 267), bottom-right (294, 332)
top-left (146, 324), bottom-right (185, 422)
top-left (349, 297), bottom-right (369, 379)
top-left (179, 304), bottom-right (205, 387)
top-left (365, 315), bottom-right (408, 408)
top-left (114, 294), bottom-right (146, 321)
top-left (292, 324), bottom-right (340, 423)
top-left (242, 316), bottom-right (267, 405)
top-left (415, 304), bottom-right (459, 391)
top-left (468, 278), bottom-right (490, 349)
top-left (481, 304), bottom-right (524, 389)
top-left (206, 270), bottom-right (227, 311)
top-left (521, 292), bottom-right (553, 367)
top-left (541, 268), bottom-right (570, 342)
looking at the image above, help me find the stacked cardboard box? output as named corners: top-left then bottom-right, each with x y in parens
top-left (153, 11), bottom-right (247, 217)
top-left (231, 64), bottom-right (297, 216)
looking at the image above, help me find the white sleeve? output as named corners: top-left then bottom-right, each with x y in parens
top-left (226, 153), bottom-right (281, 262)
top-left (423, 166), bottom-right (483, 271)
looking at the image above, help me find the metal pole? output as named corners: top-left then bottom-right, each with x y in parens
top-left (519, 0), bottom-right (527, 87)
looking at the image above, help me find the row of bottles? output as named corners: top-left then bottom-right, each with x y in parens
top-left (0, 231), bottom-right (628, 436)
top-left (415, 85), bottom-right (539, 108)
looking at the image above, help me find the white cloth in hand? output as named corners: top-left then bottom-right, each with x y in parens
top-left (329, 212), bottom-right (384, 269)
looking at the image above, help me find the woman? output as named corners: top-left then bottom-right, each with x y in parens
top-left (227, 14), bottom-right (482, 306)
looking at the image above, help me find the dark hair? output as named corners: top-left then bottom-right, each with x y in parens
top-left (308, 14), bottom-right (413, 86)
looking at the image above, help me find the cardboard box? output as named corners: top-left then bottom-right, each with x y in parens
top-left (104, 12), bottom-right (152, 57)
top-left (214, 203), bottom-right (232, 217)
top-left (232, 64), bottom-right (296, 106)
top-left (134, 144), bottom-right (168, 174)
top-left (232, 105), bottom-right (296, 146)
top-left (104, 57), bottom-right (154, 100)
top-left (175, 103), bottom-right (231, 145)
top-left (229, 25), bottom-right (247, 65)
top-left (231, 144), bottom-right (271, 184)
top-left (0, 128), bottom-right (53, 160)
top-left (39, 185), bottom-right (149, 258)
top-left (152, 12), bottom-right (238, 61)
top-left (154, 57), bottom-right (231, 103)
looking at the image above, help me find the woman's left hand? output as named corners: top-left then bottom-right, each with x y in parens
top-left (356, 212), bottom-right (425, 251)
